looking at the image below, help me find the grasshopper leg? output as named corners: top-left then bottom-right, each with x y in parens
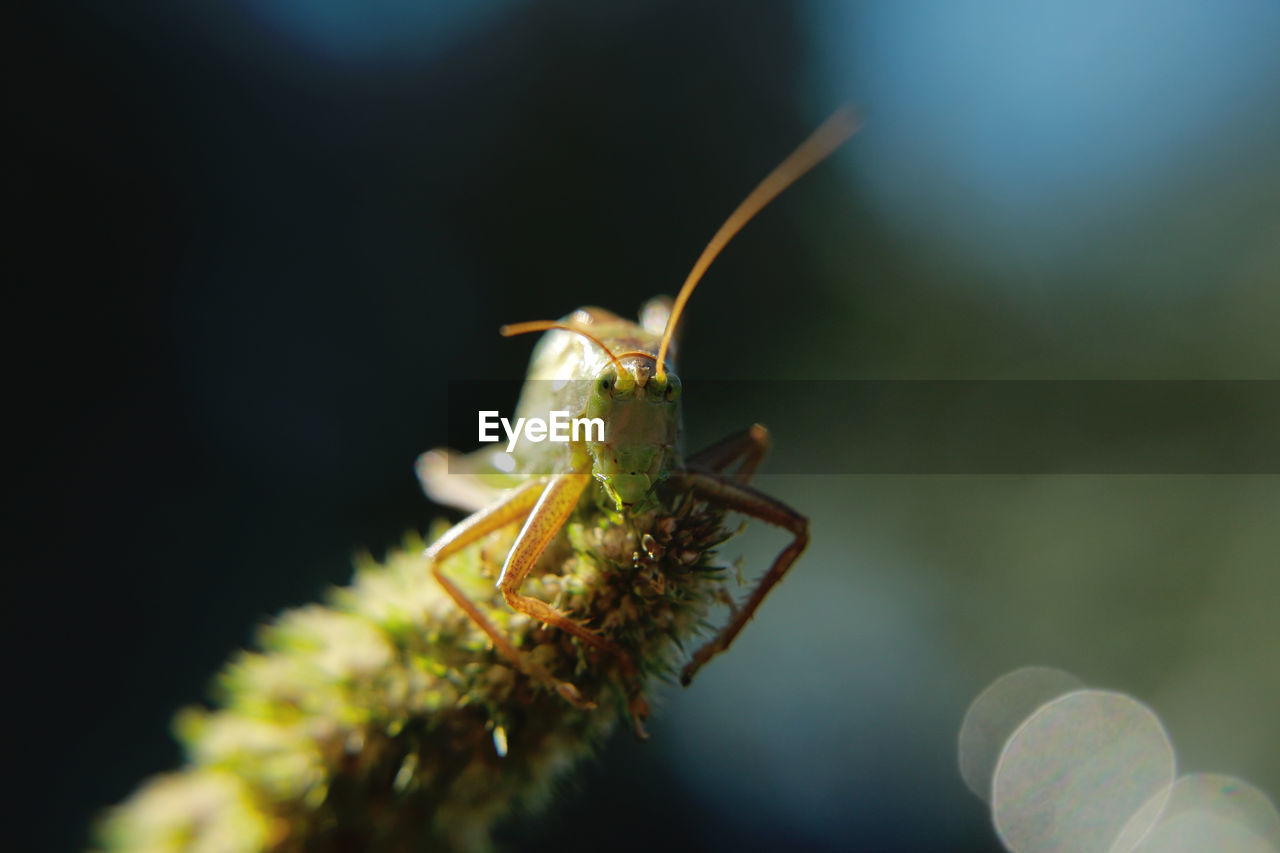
top-left (425, 478), bottom-right (595, 709)
top-left (674, 469), bottom-right (809, 687)
top-left (497, 473), bottom-right (650, 735)
top-left (496, 475), bottom-right (633, 661)
top-left (687, 423), bottom-right (771, 484)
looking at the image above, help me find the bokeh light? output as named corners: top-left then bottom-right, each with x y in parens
top-left (992, 689), bottom-right (1176, 853)
top-left (1120, 773), bottom-right (1280, 853)
top-left (958, 666), bottom-right (1085, 801)
top-left (965, 669), bottom-right (1280, 853)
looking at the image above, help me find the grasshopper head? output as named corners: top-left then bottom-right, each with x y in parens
top-left (585, 356), bottom-right (681, 510)
top-left (498, 106), bottom-right (858, 508)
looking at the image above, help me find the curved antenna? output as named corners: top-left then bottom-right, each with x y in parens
top-left (613, 351), bottom-right (663, 363)
top-left (499, 320), bottom-right (625, 374)
top-left (654, 105), bottom-right (861, 381)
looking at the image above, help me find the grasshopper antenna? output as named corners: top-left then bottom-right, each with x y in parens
top-left (654, 105), bottom-right (861, 382)
top-left (500, 321), bottom-right (625, 374)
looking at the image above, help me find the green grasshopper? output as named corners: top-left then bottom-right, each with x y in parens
top-left (417, 106), bottom-right (858, 736)
top-left (95, 108), bottom-right (858, 853)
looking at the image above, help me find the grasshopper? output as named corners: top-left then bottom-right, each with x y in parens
top-left (95, 108), bottom-right (859, 853)
top-left (417, 106), bottom-right (858, 736)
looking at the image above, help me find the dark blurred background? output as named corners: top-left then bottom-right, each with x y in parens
top-left (10, 1), bottom-right (1279, 851)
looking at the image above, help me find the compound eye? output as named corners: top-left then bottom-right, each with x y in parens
top-left (665, 374), bottom-right (682, 401)
top-left (597, 374), bottom-right (615, 395)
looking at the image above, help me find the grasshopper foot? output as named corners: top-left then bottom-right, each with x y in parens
top-left (680, 642), bottom-right (719, 686)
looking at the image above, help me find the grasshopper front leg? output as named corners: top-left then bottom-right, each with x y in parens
top-left (496, 473), bottom-right (621, 657)
top-left (496, 473), bottom-right (650, 735)
top-left (425, 477), bottom-right (597, 709)
top-left (674, 467), bottom-right (810, 687)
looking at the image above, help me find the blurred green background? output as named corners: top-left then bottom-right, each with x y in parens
top-left (11, 1), bottom-right (1278, 850)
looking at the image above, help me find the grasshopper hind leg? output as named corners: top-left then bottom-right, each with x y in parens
top-left (416, 446), bottom-right (522, 513)
top-left (677, 424), bottom-right (810, 686)
top-left (687, 423), bottom-right (771, 484)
